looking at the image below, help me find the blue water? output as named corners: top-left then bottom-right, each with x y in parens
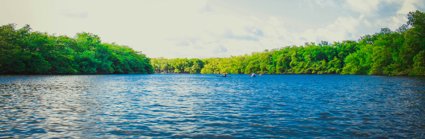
top-left (0, 74), bottom-right (424, 138)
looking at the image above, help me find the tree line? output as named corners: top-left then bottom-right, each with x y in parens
top-left (151, 10), bottom-right (425, 76)
top-left (0, 24), bottom-right (153, 74)
top-left (1, 11), bottom-right (423, 76)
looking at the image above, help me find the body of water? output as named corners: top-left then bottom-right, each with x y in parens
top-left (0, 74), bottom-right (424, 138)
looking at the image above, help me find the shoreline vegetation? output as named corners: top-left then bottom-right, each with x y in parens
top-left (152, 10), bottom-right (425, 76)
top-left (0, 10), bottom-right (424, 76)
top-left (0, 26), bottom-right (153, 74)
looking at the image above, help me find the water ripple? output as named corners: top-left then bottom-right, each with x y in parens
top-left (0, 75), bottom-right (425, 138)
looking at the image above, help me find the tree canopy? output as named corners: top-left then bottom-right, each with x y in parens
top-left (0, 25), bottom-right (153, 74)
top-left (152, 10), bottom-right (425, 76)
top-left (1, 10), bottom-right (424, 76)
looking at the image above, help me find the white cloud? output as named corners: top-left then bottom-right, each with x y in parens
top-left (282, 15), bottom-right (365, 46)
top-left (397, 0), bottom-right (423, 14)
top-left (345, 0), bottom-right (381, 15)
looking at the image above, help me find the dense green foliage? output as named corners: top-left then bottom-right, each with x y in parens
top-left (0, 24), bottom-right (153, 74)
top-left (151, 58), bottom-right (204, 74)
top-left (152, 11), bottom-right (425, 76)
top-left (1, 11), bottom-right (423, 75)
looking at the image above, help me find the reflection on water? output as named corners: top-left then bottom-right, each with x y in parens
top-left (0, 75), bottom-right (425, 138)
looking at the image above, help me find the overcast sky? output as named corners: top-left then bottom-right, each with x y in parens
top-left (1, 0), bottom-right (424, 58)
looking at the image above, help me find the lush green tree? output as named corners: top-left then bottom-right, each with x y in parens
top-left (3, 10), bottom-right (424, 76)
top-left (0, 24), bottom-right (153, 74)
top-left (398, 10), bottom-right (425, 74)
top-left (411, 51), bottom-right (425, 76)
top-left (152, 11), bottom-right (425, 76)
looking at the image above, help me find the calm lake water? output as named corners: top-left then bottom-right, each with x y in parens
top-left (0, 74), bottom-right (424, 138)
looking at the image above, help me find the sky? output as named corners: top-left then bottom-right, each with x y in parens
top-left (1, 0), bottom-right (424, 58)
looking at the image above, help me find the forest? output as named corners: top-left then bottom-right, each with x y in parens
top-left (0, 25), bottom-right (153, 74)
top-left (151, 10), bottom-right (425, 76)
top-left (0, 11), bottom-right (424, 76)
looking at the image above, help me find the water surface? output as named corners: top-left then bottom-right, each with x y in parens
top-left (0, 74), bottom-right (425, 138)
